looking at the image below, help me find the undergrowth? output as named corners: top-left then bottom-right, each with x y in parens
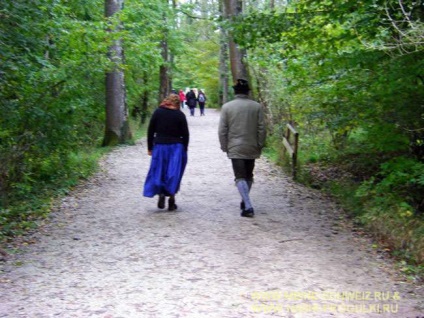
top-left (264, 134), bottom-right (424, 281)
top-left (0, 118), bottom-right (147, 243)
top-left (0, 147), bottom-right (108, 241)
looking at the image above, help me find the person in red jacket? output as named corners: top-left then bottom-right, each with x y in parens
top-left (179, 89), bottom-right (186, 109)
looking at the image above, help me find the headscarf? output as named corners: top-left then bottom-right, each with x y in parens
top-left (160, 93), bottom-right (180, 110)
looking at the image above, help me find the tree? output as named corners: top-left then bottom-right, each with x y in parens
top-left (172, 0), bottom-right (221, 105)
top-left (224, 0), bottom-right (424, 263)
top-left (121, 0), bottom-right (165, 121)
top-left (103, 0), bottom-right (132, 146)
top-left (219, 0), bottom-right (230, 105)
top-left (222, 0), bottom-right (249, 82)
top-left (0, 0), bottom-right (108, 235)
top-left (158, 0), bottom-right (179, 102)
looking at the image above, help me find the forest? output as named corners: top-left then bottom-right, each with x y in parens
top-left (0, 0), bottom-right (423, 272)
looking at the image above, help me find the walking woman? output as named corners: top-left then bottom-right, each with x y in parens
top-left (143, 94), bottom-right (189, 211)
top-left (197, 90), bottom-right (207, 116)
top-left (178, 89), bottom-right (186, 109)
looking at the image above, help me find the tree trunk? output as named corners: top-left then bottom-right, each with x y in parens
top-left (141, 72), bottom-right (149, 124)
top-left (219, 0), bottom-right (230, 105)
top-left (103, 0), bottom-right (132, 146)
top-left (223, 0), bottom-right (249, 82)
top-left (158, 38), bottom-right (170, 103)
top-left (158, 0), bottom-right (176, 103)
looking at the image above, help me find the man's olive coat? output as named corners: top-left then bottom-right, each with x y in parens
top-left (218, 94), bottom-right (266, 159)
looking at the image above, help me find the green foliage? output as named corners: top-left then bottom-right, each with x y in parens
top-left (231, 0), bottom-right (424, 266)
top-left (1, 0), bottom-right (106, 199)
top-left (121, 0), bottom-right (166, 111)
top-left (174, 39), bottom-right (220, 106)
top-left (0, 0), bottom-right (169, 239)
top-left (172, 1), bottom-right (221, 106)
top-left (0, 147), bottom-right (106, 240)
top-left (297, 155), bottom-right (424, 265)
top-left (356, 157), bottom-right (424, 214)
top-left (1, 0), bottom-right (422, 270)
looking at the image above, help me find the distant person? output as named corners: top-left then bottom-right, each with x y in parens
top-left (197, 90), bottom-right (207, 116)
top-left (179, 89), bottom-right (186, 109)
top-left (143, 94), bottom-right (189, 211)
top-left (185, 89), bottom-right (197, 116)
top-left (218, 79), bottom-right (266, 218)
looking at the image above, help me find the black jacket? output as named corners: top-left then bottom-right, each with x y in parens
top-left (147, 107), bottom-right (189, 151)
top-left (185, 91), bottom-right (197, 108)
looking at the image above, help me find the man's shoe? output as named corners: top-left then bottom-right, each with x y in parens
top-left (158, 194), bottom-right (165, 209)
top-left (241, 208), bottom-right (254, 218)
top-left (240, 201), bottom-right (245, 210)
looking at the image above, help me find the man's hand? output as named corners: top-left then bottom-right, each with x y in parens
top-left (148, 150), bottom-right (152, 156)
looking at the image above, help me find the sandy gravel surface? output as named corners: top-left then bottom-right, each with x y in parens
top-left (0, 107), bottom-right (423, 318)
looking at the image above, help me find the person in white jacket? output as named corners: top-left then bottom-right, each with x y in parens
top-left (218, 79), bottom-right (266, 217)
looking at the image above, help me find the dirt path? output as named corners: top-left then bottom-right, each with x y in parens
top-left (1, 108), bottom-right (423, 318)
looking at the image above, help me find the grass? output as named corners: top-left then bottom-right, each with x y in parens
top-left (0, 117), bottom-right (148, 243)
top-left (0, 147), bottom-right (107, 241)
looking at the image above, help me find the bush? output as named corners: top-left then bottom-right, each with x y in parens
top-left (351, 156), bottom-right (424, 265)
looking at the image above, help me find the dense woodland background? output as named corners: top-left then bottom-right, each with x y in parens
top-left (0, 0), bottom-right (423, 273)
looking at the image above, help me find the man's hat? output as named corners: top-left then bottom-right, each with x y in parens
top-left (233, 78), bottom-right (250, 92)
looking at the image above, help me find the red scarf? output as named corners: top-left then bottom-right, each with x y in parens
top-left (160, 94), bottom-right (180, 110)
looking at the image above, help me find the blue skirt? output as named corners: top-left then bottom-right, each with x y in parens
top-left (143, 143), bottom-right (187, 197)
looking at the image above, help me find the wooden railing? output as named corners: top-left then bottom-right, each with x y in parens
top-left (282, 123), bottom-right (299, 179)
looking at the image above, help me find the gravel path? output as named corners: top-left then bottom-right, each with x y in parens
top-left (1, 108), bottom-right (423, 318)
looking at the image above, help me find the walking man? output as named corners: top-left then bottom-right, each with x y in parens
top-left (218, 79), bottom-right (266, 217)
top-left (185, 89), bottom-right (197, 116)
